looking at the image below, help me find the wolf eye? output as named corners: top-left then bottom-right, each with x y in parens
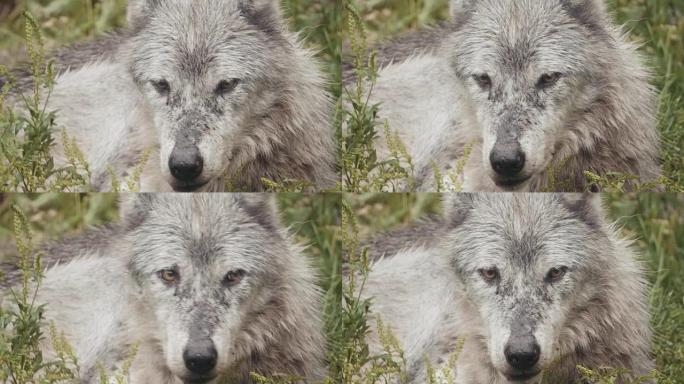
top-left (159, 269), bottom-right (179, 284)
top-left (151, 79), bottom-right (171, 96)
top-left (545, 267), bottom-right (567, 283)
top-left (473, 73), bottom-right (492, 90)
top-left (215, 79), bottom-right (240, 96)
top-left (223, 269), bottom-right (246, 287)
top-left (479, 267), bottom-right (499, 283)
top-left (537, 73), bottom-right (562, 89)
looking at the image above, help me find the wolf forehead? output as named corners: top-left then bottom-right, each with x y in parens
top-left (122, 194), bottom-right (284, 272)
top-left (449, 0), bottom-right (610, 70)
top-left (443, 194), bottom-right (606, 268)
top-left (452, 0), bottom-right (607, 33)
top-left (129, 0), bottom-right (285, 78)
top-left (123, 194), bottom-right (281, 235)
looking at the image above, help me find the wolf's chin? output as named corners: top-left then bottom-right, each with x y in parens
top-left (169, 180), bottom-right (211, 192)
top-left (501, 369), bottom-right (542, 383)
top-left (180, 374), bottom-right (218, 384)
top-left (492, 175), bottom-right (532, 191)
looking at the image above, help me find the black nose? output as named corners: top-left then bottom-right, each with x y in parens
top-left (169, 145), bottom-right (204, 182)
top-left (505, 337), bottom-right (540, 371)
top-left (490, 145), bottom-right (525, 178)
top-left (183, 340), bottom-right (217, 374)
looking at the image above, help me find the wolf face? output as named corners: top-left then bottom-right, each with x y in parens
top-left (123, 194), bottom-right (287, 383)
top-left (447, 0), bottom-right (610, 190)
top-left (129, 0), bottom-right (292, 191)
top-left (443, 194), bottom-right (607, 382)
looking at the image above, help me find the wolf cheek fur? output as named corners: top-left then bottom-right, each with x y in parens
top-left (2, 194), bottom-right (326, 383)
top-left (365, 0), bottom-right (661, 192)
top-left (359, 194), bottom-right (653, 383)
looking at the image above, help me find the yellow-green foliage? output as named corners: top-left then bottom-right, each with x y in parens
top-left (0, 13), bottom-right (89, 192)
top-left (341, 3), bottom-right (419, 193)
top-left (97, 344), bottom-right (138, 384)
top-left (0, 204), bottom-right (79, 383)
top-left (431, 142), bottom-right (473, 193)
top-left (261, 178), bottom-right (315, 193)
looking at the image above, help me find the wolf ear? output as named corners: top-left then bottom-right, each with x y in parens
top-left (236, 194), bottom-right (281, 232)
top-left (119, 194), bottom-right (156, 228)
top-left (559, 193), bottom-right (604, 229)
top-left (237, 0), bottom-right (284, 33)
top-left (442, 194), bottom-right (476, 227)
top-left (127, 0), bottom-right (162, 26)
top-left (563, 0), bottom-right (607, 14)
top-left (450, 0), bottom-right (478, 20)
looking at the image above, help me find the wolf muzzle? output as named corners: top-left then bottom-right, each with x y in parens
top-left (169, 143), bottom-right (204, 184)
top-left (504, 334), bottom-right (540, 371)
top-left (490, 140), bottom-right (526, 179)
top-left (183, 338), bottom-right (218, 375)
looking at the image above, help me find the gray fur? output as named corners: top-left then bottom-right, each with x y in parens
top-left (359, 193), bottom-right (653, 383)
top-left (5, 0), bottom-right (337, 192)
top-left (1, 194), bottom-right (326, 383)
top-left (359, 0), bottom-right (661, 192)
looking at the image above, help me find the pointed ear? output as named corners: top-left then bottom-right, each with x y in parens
top-left (442, 194), bottom-right (476, 227)
top-left (238, 0), bottom-right (284, 34)
top-left (119, 194), bottom-right (156, 229)
top-left (127, 0), bottom-right (162, 27)
top-left (238, 0), bottom-right (281, 14)
top-left (450, 0), bottom-right (478, 21)
top-left (236, 194), bottom-right (281, 232)
top-left (563, 0), bottom-right (607, 14)
top-left (558, 193), bottom-right (605, 229)
top-left (561, 0), bottom-right (609, 34)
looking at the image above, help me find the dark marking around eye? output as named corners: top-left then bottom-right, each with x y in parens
top-left (545, 266), bottom-right (568, 283)
top-left (479, 267), bottom-right (500, 284)
top-left (223, 269), bottom-right (246, 288)
top-left (151, 79), bottom-right (171, 96)
top-left (473, 73), bottom-right (492, 90)
top-left (536, 72), bottom-right (562, 90)
top-left (214, 79), bottom-right (240, 96)
top-left (158, 268), bottom-right (179, 285)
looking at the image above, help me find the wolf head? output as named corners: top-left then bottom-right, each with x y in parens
top-left (120, 194), bottom-right (314, 383)
top-left (442, 193), bottom-right (622, 382)
top-left (447, 0), bottom-right (612, 190)
top-left (127, 0), bottom-right (292, 191)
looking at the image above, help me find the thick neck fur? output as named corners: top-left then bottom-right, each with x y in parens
top-left (513, 28), bottom-right (659, 191)
top-left (221, 33), bottom-right (336, 191)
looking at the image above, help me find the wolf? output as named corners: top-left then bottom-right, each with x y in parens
top-left (0, 194), bottom-right (326, 383)
top-left (358, 194), bottom-right (653, 383)
top-left (4, 0), bottom-right (337, 192)
top-left (359, 0), bottom-right (661, 192)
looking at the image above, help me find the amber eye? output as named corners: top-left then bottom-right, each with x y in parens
top-left (537, 72), bottom-right (562, 89)
top-left (479, 268), bottom-right (499, 282)
top-left (159, 269), bottom-right (179, 284)
top-left (215, 79), bottom-right (240, 96)
top-left (473, 73), bottom-right (492, 90)
top-left (151, 79), bottom-right (171, 96)
top-left (223, 269), bottom-right (246, 287)
top-left (546, 267), bottom-right (567, 283)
